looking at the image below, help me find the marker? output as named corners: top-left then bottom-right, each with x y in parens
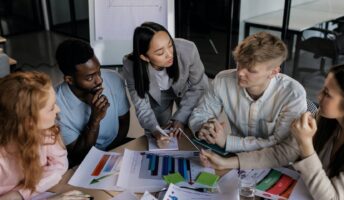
top-left (155, 125), bottom-right (170, 137)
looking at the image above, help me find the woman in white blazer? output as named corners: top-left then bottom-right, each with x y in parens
top-left (122, 22), bottom-right (208, 148)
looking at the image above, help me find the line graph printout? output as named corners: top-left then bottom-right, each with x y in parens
top-left (69, 147), bottom-right (123, 190)
top-left (116, 149), bottom-right (214, 192)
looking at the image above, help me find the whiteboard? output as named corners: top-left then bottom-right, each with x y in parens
top-left (89, 0), bottom-right (175, 66)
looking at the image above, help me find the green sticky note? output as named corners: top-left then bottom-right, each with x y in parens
top-left (163, 172), bottom-right (185, 184)
top-left (256, 169), bottom-right (282, 191)
top-left (195, 172), bottom-right (219, 187)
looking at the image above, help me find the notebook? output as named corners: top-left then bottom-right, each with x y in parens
top-left (147, 135), bottom-right (179, 151)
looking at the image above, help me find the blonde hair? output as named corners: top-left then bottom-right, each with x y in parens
top-left (233, 32), bottom-right (288, 68)
top-left (0, 71), bottom-right (61, 192)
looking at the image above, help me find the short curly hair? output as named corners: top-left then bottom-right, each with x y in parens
top-left (233, 32), bottom-right (287, 68)
top-left (55, 39), bottom-right (94, 76)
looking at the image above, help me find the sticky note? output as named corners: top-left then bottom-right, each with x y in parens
top-left (280, 180), bottom-right (297, 198)
top-left (256, 169), bottom-right (282, 191)
top-left (266, 174), bottom-right (294, 195)
top-left (163, 172), bottom-right (185, 184)
top-left (195, 172), bottom-right (219, 187)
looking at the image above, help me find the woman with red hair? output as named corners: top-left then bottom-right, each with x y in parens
top-left (0, 71), bottom-right (68, 200)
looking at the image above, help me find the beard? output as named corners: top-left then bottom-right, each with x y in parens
top-left (90, 84), bottom-right (103, 94)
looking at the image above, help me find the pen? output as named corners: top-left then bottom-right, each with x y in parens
top-left (155, 125), bottom-right (170, 137)
top-left (180, 186), bottom-right (207, 192)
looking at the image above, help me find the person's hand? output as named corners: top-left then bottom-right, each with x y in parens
top-left (290, 112), bottom-right (317, 158)
top-left (197, 119), bottom-right (226, 148)
top-left (0, 191), bottom-right (23, 200)
top-left (199, 149), bottom-right (239, 170)
top-left (47, 190), bottom-right (92, 200)
top-left (152, 130), bottom-right (171, 149)
top-left (88, 88), bottom-right (110, 123)
top-left (164, 120), bottom-right (184, 138)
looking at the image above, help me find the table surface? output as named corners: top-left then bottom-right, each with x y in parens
top-left (49, 167), bottom-right (113, 199)
top-left (297, 0), bottom-right (344, 14)
top-left (0, 36), bottom-right (6, 43)
top-left (49, 134), bottom-right (229, 199)
top-left (244, 0), bottom-right (344, 32)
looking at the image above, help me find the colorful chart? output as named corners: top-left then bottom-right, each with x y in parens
top-left (116, 150), bottom-right (214, 192)
top-left (68, 147), bottom-right (123, 190)
top-left (139, 152), bottom-right (200, 184)
top-left (255, 169), bottom-right (297, 199)
top-left (91, 154), bottom-right (120, 176)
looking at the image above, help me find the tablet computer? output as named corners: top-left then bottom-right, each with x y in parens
top-left (192, 138), bottom-right (235, 157)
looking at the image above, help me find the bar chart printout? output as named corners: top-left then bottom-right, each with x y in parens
top-left (117, 149), bottom-right (214, 192)
top-left (68, 147), bottom-right (123, 190)
top-left (140, 153), bottom-right (195, 184)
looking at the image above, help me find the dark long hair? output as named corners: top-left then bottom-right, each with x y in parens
top-left (129, 22), bottom-right (179, 98)
top-left (313, 64), bottom-right (344, 178)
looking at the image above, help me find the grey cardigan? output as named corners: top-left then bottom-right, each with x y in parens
top-left (122, 38), bottom-right (209, 133)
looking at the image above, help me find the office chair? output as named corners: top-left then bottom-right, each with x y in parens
top-left (333, 17), bottom-right (344, 55)
top-left (293, 21), bottom-right (344, 81)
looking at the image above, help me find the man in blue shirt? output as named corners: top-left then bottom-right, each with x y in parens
top-left (55, 39), bottom-right (130, 166)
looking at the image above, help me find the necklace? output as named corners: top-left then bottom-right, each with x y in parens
top-left (154, 66), bottom-right (164, 71)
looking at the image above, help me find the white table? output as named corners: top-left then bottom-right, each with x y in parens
top-left (245, 8), bottom-right (341, 33)
top-left (0, 36), bottom-right (6, 52)
top-left (297, 0), bottom-right (344, 14)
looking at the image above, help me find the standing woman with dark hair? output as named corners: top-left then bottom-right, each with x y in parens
top-left (200, 64), bottom-right (344, 199)
top-left (122, 22), bottom-right (208, 147)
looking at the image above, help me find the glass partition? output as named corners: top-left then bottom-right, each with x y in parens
top-left (0, 0), bottom-right (44, 35)
top-left (175, 0), bottom-right (240, 77)
top-left (240, 0), bottom-right (344, 103)
top-left (47, 0), bottom-right (89, 40)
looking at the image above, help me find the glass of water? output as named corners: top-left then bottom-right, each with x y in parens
top-left (238, 172), bottom-right (256, 200)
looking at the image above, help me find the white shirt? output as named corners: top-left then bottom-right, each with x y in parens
top-left (189, 69), bottom-right (307, 152)
top-left (149, 65), bottom-right (171, 90)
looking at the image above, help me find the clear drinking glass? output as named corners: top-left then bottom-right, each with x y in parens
top-left (238, 172), bottom-right (256, 200)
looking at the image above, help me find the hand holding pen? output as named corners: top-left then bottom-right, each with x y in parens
top-left (154, 125), bottom-right (172, 149)
top-left (155, 125), bottom-right (170, 137)
top-left (164, 120), bottom-right (184, 138)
